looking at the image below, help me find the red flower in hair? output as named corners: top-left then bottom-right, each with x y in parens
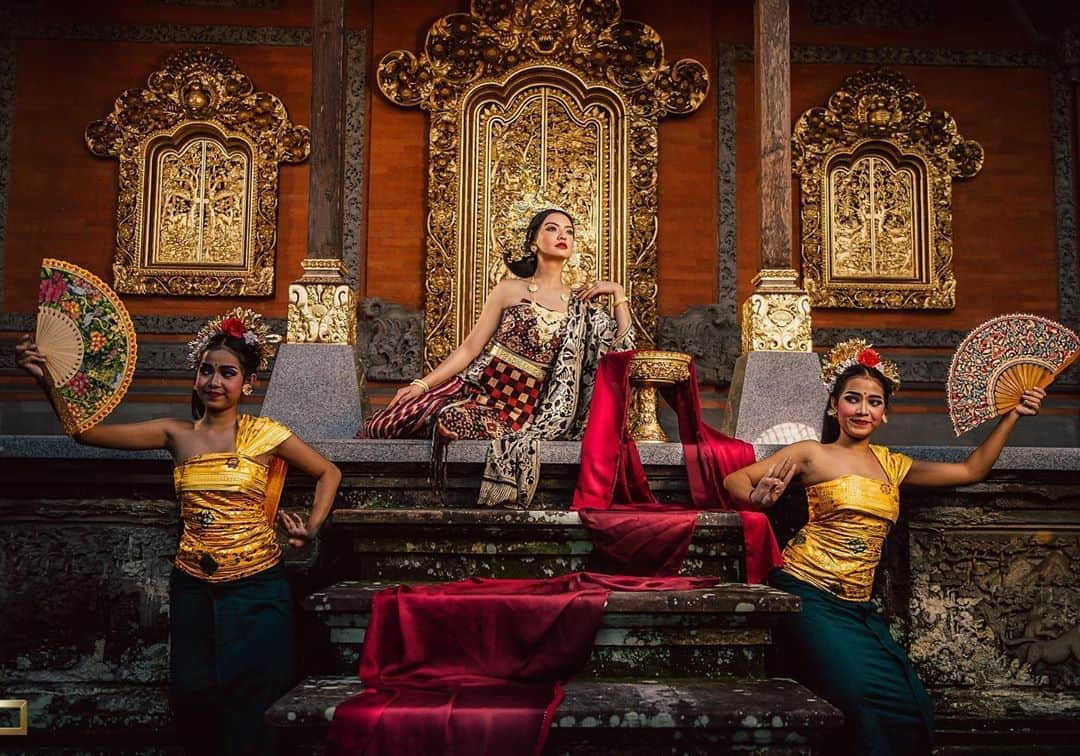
top-left (857, 348), bottom-right (881, 368)
top-left (220, 317), bottom-right (247, 338)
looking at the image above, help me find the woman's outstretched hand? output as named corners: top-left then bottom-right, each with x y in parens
top-left (279, 510), bottom-right (318, 549)
top-left (15, 334), bottom-right (46, 382)
top-left (1012, 386), bottom-right (1046, 417)
top-left (750, 458), bottom-right (797, 509)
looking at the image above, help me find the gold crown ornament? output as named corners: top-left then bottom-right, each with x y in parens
top-left (187, 307), bottom-right (281, 370)
top-left (504, 190), bottom-right (571, 265)
top-left (821, 338), bottom-right (901, 393)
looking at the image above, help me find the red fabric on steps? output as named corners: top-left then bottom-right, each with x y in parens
top-left (325, 573), bottom-right (718, 755)
top-left (572, 351), bottom-right (783, 583)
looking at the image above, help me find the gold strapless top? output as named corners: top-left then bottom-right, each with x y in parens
top-left (781, 445), bottom-right (912, 602)
top-left (174, 414), bottom-right (292, 582)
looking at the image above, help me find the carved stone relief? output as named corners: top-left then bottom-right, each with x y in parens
top-left (906, 513), bottom-right (1079, 690)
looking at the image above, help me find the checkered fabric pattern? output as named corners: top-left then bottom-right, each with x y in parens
top-left (476, 358), bottom-right (543, 431)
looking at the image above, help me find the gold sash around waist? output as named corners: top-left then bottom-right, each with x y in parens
top-left (489, 342), bottom-right (549, 380)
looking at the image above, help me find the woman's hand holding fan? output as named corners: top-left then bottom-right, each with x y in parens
top-left (20, 259), bottom-right (137, 436)
top-left (947, 314), bottom-right (1075, 435)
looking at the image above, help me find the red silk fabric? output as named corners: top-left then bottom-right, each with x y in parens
top-left (572, 351), bottom-right (782, 583)
top-left (326, 573), bottom-right (717, 755)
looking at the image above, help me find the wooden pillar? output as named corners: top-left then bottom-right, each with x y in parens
top-left (288, 0), bottom-right (354, 347)
top-left (263, 0), bottom-right (364, 439)
top-left (741, 0), bottom-right (811, 354)
top-left (724, 0), bottom-right (823, 443)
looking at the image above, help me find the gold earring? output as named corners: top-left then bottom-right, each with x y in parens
top-left (530, 243), bottom-right (538, 253)
top-left (827, 407), bottom-right (837, 417)
top-left (882, 414), bottom-right (888, 424)
top-left (242, 384), bottom-right (253, 396)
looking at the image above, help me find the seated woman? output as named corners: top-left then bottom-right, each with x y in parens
top-left (721, 340), bottom-right (1045, 756)
top-left (361, 208), bottom-right (632, 507)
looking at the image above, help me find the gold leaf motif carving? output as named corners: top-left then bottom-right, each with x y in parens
top-left (793, 69), bottom-right (982, 310)
top-left (741, 291), bottom-right (813, 353)
top-left (377, 0), bottom-right (708, 370)
top-left (86, 48), bottom-right (310, 297)
top-left (287, 259), bottom-right (356, 346)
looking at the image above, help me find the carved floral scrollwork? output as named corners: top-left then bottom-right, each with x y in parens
top-left (86, 48), bottom-right (310, 296)
top-left (377, 0), bottom-right (708, 370)
top-left (793, 68), bottom-right (982, 310)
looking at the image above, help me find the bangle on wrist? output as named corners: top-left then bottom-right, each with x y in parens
top-left (612, 295), bottom-right (630, 309)
top-left (409, 378), bottom-right (430, 393)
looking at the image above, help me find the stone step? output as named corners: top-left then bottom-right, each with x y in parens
top-left (327, 507), bottom-right (746, 582)
top-left (315, 439), bottom-right (700, 510)
top-left (268, 675), bottom-right (843, 756)
top-left (305, 580), bottom-right (799, 678)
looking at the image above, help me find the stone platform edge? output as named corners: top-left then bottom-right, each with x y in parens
top-left (1, 435), bottom-right (1078, 471)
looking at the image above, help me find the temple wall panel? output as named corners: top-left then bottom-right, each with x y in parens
top-left (3, 39), bottom-right (314, 319)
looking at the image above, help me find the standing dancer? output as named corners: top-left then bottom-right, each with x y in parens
top-left (18, 308), bottom-right (341, 756)
top-left (722, 339), bottom-right (1044, 755)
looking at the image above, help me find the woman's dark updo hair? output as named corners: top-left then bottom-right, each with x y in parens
top-left (820, 364), bottom-right (894, 443)
top-left (190, 333), bottom-right (261, 419)
top-left (507, 208), bottom-right (575, 279)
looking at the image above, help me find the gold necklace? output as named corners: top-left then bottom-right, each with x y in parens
top-left (527, 277), bottom-right (568, 346)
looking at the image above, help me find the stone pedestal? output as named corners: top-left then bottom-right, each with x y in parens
top-left (261, 343), bottom-right (362, 439)
top-left (724, 351), bottom-right (827, 444)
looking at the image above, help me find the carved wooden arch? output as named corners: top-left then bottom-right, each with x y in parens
top-left (793, 69), bottom-right (983, 309)
top-left (376, 0), bottom-right (709, 370)
top-left (86, 48), bottom-right (311, 296)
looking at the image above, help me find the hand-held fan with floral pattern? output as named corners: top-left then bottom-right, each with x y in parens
top-left (35, 259), bottom-right (137, 435)
top-left (947, 313), bottom-right (1079, 436)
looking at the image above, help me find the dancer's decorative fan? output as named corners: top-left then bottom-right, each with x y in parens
top-left (947, 314), bottom-right (1079, 435)
top-left (35, 259), bottom-right (137, 435)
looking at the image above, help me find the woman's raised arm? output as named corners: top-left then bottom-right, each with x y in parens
top-left (904, 387), bottom-right (1045, 487)
top-left (16, 333), bottom-right (181, 451)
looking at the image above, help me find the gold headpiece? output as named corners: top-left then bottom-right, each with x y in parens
top-left (504, 190), bottom-right (570, 265)
top-left (187, 307), bottom-right (281, 371)
top-left (821, 338), bottom-right (901, 393)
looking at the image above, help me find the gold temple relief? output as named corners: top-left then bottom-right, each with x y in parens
top-left (86, 48), bottom-right (310, 296)
top-left (793, 69), bottom-right (983, 310)
top-left (287, 259), bottom-right (356, 346)
top-left (741, 269), bottom-right (814, 353)
top-left (376, 0), bottom-right (709, 371)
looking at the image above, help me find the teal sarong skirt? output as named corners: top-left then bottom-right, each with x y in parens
top-left (169, 564), bottom-right (294, 756)
top-left (770, 569), bottom-right (934, 756)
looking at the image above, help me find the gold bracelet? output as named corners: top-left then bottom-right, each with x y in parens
top-left (409, 378), bottom-right (430, 393)
top-left (612, 296), bottom-right (630, 309)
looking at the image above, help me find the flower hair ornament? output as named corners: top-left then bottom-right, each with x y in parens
top-left (187, 308), bottom-right (281, 371)
top-left (821, 338), bottom-right (901, 394)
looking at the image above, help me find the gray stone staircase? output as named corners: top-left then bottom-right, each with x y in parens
top-left (267, 445), bottom-right (844, 754)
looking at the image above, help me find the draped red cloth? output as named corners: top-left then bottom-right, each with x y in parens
top-left (326, 572), bottom-right (718, 755)
top-left (572, 351), bottom-right (782, 584)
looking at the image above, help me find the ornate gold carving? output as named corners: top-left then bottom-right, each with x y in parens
top-left (86, 48), bottom-right (310, 296)
top-left (793, 69), bottom-right (982, 309)
top-left (627, 350), bottom-right (692, 443)
top-left (377, 1), bottom-right (709, 371)
top-left (741, 269), bottom-right (813, 353)
top-left (287, 259), bottom-right (355, 345)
